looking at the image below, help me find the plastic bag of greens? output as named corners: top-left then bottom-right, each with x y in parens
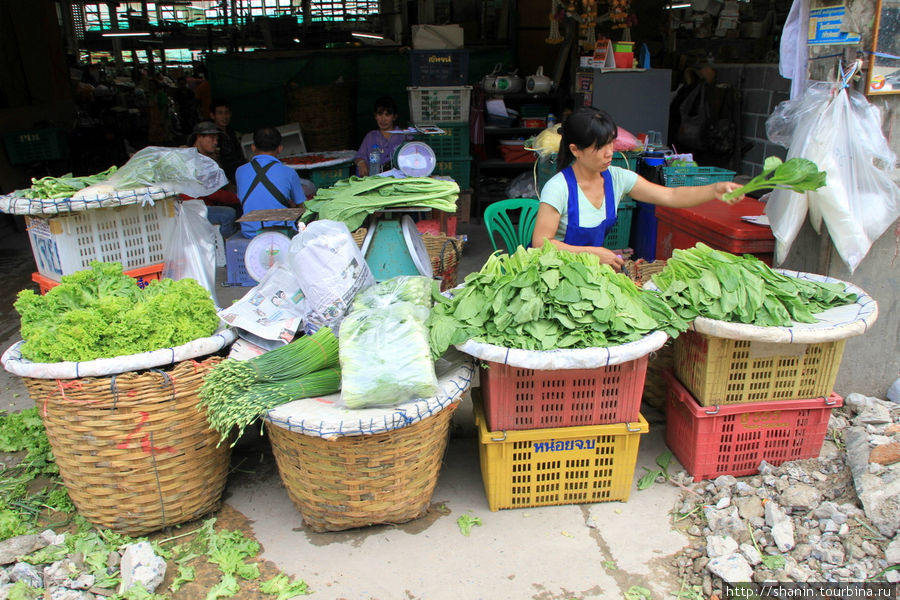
top-left (337, 299), bottom-right (438, 409)
top-left (73, 147), bottom-right (228, 200)
top-left (350, 275), bottom-right (433, 311)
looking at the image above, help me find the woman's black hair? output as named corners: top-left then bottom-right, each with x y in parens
top-left (557, 107), bottom-right (618, 171)
top-left (374, 95), bottom-right (398, 115)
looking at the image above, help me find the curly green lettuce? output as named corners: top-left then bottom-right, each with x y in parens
top-left (15, 262), bottom-right (219, 363)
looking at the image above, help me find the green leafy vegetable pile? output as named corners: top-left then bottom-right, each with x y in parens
top-left (427, 243), bottom-right (689, 358)
top-left (10, 166), bottom-right (118, 199)
top-left (199, 327), bottom-right (340, 443)
top-left (722, 156), bottom-right (826, 203)
top-left (650, 243), bottom-right (858, 326)
top-left (301, 176), bottom-right (459, 231)
top-left (14, 262), bottom-right (219, 363)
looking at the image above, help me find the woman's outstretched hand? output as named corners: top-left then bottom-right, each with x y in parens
top-left (587, 246), bottom-right (625, 271)
top-left (714, 180), bottom-right (745, 204)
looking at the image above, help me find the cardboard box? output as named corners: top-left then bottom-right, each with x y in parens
top-left (412, 24), bottom-right (464, 49)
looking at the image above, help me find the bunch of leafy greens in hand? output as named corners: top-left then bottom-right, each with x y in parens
top-left (650, 243), bottom-right (857, 326)
top-left (722, 156), bottom-right (826, 203)
top-left (15, 261), bottom-right (219, 362)
top-left (427, 242), bottom-right (689, 358)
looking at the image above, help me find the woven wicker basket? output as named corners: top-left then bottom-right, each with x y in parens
top-left (267, 402), bottom-right (458, 532)
top-left (422, 234), bottom-right (464, 291)
top-left (620, 259), bottom-right (670, 409)
top-left (622, 259), bottom-right (667, 288)
top-left (23, 357), bottom-right (230, 536)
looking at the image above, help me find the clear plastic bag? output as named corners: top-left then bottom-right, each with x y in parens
top-left (288, 220), bottom-right (375, 334)
top-left (506, 171), bottom-right (537, 198)
top-left (351, 275), bottom-right (433, 311)
top-left (74, 147), bottom-right (227, 200)
top-left (162, 200), bottom-right (218, 304)
top-left (337, 298), bottom-right (438, 409)
top-left (764, 80), bottom-right (900, 272)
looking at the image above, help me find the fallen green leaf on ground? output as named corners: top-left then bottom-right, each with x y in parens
top-left (259, 573), bottom-right (312, 599)
top-left (457, 514), bottom-right (483, 536)
top-left (624, 585), bottom-right (652, 600)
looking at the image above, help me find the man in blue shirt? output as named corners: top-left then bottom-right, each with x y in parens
top-left (236, 127), bottom-right (308, 238)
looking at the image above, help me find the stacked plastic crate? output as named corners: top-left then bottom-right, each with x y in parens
top-left (407, 49), bottom-right (472, 220)
top-left (24, 197), bottom-right (175, 290)
top-left (474, 355), bottom-right (651, 511)
top-left (663, 330), bottom-right (847, 482)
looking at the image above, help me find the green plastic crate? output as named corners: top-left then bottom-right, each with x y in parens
top-left (3, 128), bottom-right (67, 165)
top-left (309, 164), bottom-right (351, 189)
top-left (603, 200), bottom-right (635, 250)
top-left (611, 151), bottom-right (642, 172)
top-left (663, 166), bottom-right (735, 187)
top-left (413, 122), bottom-right (469, 158)
top-left (433, 157), bottom-right (471, 188)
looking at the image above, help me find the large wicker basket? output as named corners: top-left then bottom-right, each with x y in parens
top-left (22, 357), bottom-right (230, 536)
top-left (267, 402), bottom-right (459, 532)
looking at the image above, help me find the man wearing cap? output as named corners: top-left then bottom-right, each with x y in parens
top-left (187, 121), bottom-right (238, 237)
top-left (236, 126), bottom-right (308, 238)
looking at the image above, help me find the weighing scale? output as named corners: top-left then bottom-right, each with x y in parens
top-left (244, 230), bottom-right (293, 282)
top-left (362, 142), bottom-right (438, 282)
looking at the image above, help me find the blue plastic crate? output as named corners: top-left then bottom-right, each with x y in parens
top-left (225, 233), bottom-right (255, 286)
top-left (409, 50), bottom-right (469, 86)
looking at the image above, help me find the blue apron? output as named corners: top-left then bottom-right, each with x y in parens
top-left (562, 166), bottom-right (617, 246)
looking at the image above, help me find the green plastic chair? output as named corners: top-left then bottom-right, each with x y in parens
top-left (483, 198), bottom-right (540, 254)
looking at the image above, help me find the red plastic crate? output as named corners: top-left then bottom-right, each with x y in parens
top-left (663, 370), bottom-right (842, 482)
top-left (31, 263), bottom-right (164, 295)
top-left (479, 356), bottom-right (648, 431)
top-left (655, 197), bottom-right (775, 265)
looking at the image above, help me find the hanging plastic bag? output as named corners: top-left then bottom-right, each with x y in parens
top-left (763, 82), bottom-right (829, 264)
top-left (162, 199), bottom-right (218, 304)
top-left (288, 220), bottom-right (375, 334)
top-left (73, 147), bottom-right (227, 200)
top-left (764, 75), bottom-right (900, 272)
top-left (676, 83), bottom-right (710, 149)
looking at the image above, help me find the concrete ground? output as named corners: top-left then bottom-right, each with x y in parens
top-left (0, 216), bottom-right (692, 600)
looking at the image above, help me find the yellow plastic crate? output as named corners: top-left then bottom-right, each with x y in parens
top-left (673, 330), bottom-right (846, 407)
top-left (474, 396), bottom-right (647, 511)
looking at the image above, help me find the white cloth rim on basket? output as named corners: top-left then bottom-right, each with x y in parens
top-left (1, 326), bottom-right (237, 379)
top-left (265, 349), bottom-right (474, 439)
top-left (0, 186), bottom-right (175, 216)
top-left (455, 330), bottom-right (669, 370)
top-left (645, 269), bottom-right (878, 344)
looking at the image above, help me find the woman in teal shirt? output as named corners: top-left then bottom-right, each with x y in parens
top-left (532, 108), bottom-right (742, 271)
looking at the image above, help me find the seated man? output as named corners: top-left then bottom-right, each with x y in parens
top-left (189, 120), bottom-right (238, 237)
top-left (237, 127), bottom-right (308, 238)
